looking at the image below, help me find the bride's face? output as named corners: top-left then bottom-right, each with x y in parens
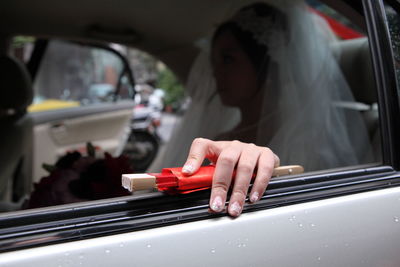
top-left (211, 29), bottom-right (259, 107)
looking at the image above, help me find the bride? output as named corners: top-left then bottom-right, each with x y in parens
top-left (150, 0), bottom-right (372, 216)
top-left (154, 0), bottom-right (372, 172)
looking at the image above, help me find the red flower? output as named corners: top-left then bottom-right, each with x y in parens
top-left (69, 153), bottom-right (133, 200)
top-left (24, 147), bottom-right (134, 209)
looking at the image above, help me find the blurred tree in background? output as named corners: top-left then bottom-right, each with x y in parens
top-left (12, 36), bottom-right (35, 48)
top-left (11, 36), bottom-right (35, 62)
top-left (126, 48), bottom-right (184, 111)
top-left (156, 67), bottom-right (184, 111)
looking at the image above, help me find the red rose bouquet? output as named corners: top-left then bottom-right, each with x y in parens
top-left (24, 143), bottom-right (133, 209)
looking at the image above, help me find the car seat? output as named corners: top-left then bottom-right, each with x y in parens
top-left (0, 55), bottom-right (33, 210)
top-left (332, 37), bottom-right (381, 162)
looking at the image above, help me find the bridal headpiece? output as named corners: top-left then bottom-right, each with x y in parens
top-left (231, 8), bottom-right (286, 49)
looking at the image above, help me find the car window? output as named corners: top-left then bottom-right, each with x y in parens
top-left (0, 0), bottom-right (383, 215)
top-left (28, 40), bottom-right (133, 112)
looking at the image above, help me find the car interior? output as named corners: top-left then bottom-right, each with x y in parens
top-left (332, 37), bottom-right (380, 160)
top-left (0, 0), bottom-right (382, 212)
top-left (0, 54), bottom-right (33, 210)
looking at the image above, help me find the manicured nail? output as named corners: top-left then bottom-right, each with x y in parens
top-left (211, 196), bottom-right (223, 212)
top-left (228, 202), bottom-right (242, 217)
top-left (250, 192), bottom-right (259, 203)
top-left (182, 164), bottom-right (194, 174)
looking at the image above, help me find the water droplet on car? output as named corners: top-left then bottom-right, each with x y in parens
top-left (310, 223), bottom-right (316, 227)
top-left (105, 249), bottom-right (111, 254)
top-left (298, 223), bottom-right (303, 227)
top-left (119, 243), bottom-right (124, 248)
top-left (317, 256), bottom-right (321, 261)
top-left (147, 244), bottom-right (152, 248)
top-left (394, 216), bottom-right (399, 222)
top-left (210, 248), bottom-right (216, 253)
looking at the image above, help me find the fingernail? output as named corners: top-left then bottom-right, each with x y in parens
top-left (211, 196), bottom-right (223, 212)
top-left (228, 202), bottom-right (242, 217)
top-left (182, 164), bottom-right (194, 174)
top-left (250, 192), bottom-right (259, 203)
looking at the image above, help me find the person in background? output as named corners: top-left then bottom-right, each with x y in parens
top-left (156, 0), bottom-right (372, 217)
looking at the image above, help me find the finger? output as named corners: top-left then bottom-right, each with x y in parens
top-left (228, 144), bottom-right (261, 217)
top-left (209, 141), bottom-right (242, 213)
top-left (249, 148), bottom-right (276, 203)
top-left (206, 141), bottom-right (231, 165)
top-left (182, 138), bottom-right (210, 175)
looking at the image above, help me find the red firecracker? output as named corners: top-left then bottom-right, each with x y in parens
top-left (122, 165), bottom-right (303, 194)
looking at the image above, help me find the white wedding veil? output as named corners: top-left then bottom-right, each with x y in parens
top-left (150, 0), bottom-right (372, 172)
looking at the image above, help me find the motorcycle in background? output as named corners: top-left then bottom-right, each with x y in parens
top-left (122, 89), bottom-right (164, 172)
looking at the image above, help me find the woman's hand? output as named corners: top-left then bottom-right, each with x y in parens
top-left (182, 138), bottom-right (279, 217)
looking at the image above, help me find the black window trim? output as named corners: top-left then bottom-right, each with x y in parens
top-left (363, 0), bottom-right (400, 168)
top-left (1, 0), bottom-right (400, 254)
top-left (0, 165), bottom-right (397, 253)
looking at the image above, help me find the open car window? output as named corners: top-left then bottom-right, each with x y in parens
top-left (1, 0), bottom-right (400, 255)
top-left (2, 0), bottom-right (383, 210)
top-left (1, 0), bottom-right (382, 207)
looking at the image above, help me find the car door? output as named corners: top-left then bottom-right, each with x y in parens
top-left (26, 40), bottom-right (136, 183)
top-left (1, 0), bottom-right (400, 266)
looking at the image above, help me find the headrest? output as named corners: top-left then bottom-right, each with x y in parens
top-left (332, 37), bottom-right (377, 104)
top-left (0, 56), bottom-right (33, 113)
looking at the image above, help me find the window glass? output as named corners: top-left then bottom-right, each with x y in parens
top-left (1, 0), bottom-right (382, 214)
top-left (30, 40), bottom-right (127, 112)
